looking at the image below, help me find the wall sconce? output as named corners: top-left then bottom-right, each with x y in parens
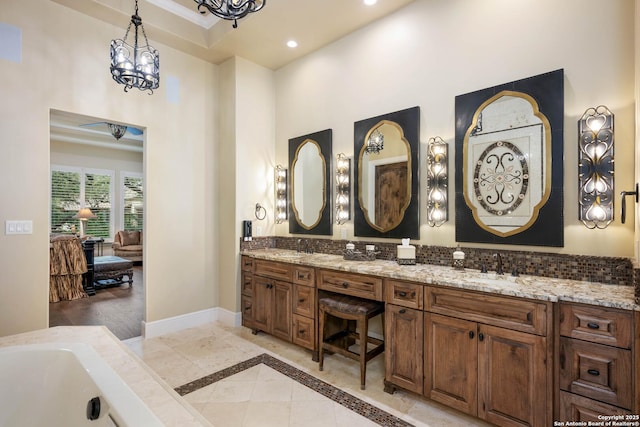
top-left (335, 153), bottom-right (351, 224)
top-left (426, 136), bottom-right (448, 227)
top-left (578, 105), bottom-right (614, 229)
top-left (274, 165), bottom-right (288, 224)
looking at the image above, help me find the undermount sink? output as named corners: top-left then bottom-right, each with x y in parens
top-left (274, 252), bottom-right (308, 259)
top-left (465, 273), bottom-right (522, 287)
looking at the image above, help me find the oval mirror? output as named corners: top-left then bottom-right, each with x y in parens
top-left (291, 139), bottom-right (327, 229)
top-left (463, 91), bottom-right (551, 237)
top-left (358, 120), bottom-right (411, 232)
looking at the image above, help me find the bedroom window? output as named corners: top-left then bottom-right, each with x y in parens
top-left (50, 166), bottom-right (114, 239)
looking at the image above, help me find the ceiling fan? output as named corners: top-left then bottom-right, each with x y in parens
top-left (80, 122), bottom-right (144, 141)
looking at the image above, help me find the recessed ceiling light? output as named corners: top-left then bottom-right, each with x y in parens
top-left (287, 40), bottom-right (298, 48)
top-left (364, 0), bottom-right (377, 5)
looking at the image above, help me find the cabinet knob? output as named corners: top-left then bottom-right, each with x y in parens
top-left (299, 298), bottom-right (305, 303)
top-left (478, 332), bottom-right (484, 341)
top-left (587, 322), bottom-right (600, 330)
top-left (398, 291), bottom-right (407, 297)
top-left (342, 282), bottom-right (349, 288)
top-left (469, 331), bottom-right (475, 339)
top-left (587, 369), bottom-right (600, 376)
top-left (399, 309), bottom-right (406, 314)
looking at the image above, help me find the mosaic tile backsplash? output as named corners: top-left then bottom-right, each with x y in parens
top-left (240, 236), bottom-right (636, 286)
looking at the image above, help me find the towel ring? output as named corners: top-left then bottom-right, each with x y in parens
top-left (255, 203), bottom-right (267, 220)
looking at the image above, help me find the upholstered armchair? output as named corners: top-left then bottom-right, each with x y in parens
top-left (49, 234), bottom-right (88, 302)
top-left (112, 230), bottom-right (143, 262)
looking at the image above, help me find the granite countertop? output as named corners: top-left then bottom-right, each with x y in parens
top-left (0, 326), bottom-right (211, 427)
top-left (242, 249), bottom-right (639, 311)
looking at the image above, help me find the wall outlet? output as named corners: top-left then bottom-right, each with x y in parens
top-left (340, 228), bottom-right (347, 240)
top-left (6, 220), bottom-right (32, 235)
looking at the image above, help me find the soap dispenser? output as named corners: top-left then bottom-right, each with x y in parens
top-left (453, 245), bottom-right (465, 270)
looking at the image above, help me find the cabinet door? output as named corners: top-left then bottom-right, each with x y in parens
top-left (253, 276), bottom-right (273, 333)
top-left (425, 313), bottom-right (477, 415)
top-left (385, 304), bottom-right (423, 394)
top-left (271, 281), bottom-right (292, 341)
top-left (478, 324), bottom-right (548, 427)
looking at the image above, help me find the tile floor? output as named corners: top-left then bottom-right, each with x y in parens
top-left (125, 322), bottom-right (492, 427)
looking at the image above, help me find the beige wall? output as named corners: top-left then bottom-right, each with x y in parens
top-left (274, 0), bottom-right (636, 257)
top-left (0, 0), bottom-right (637, 337)
top-left (218, 57), bottom-right (276, 313)
top-left (0, 0), bottom-right (218, 336)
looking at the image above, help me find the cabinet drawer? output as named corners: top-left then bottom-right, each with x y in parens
top-left (293, 284), bottom-right (316, 318)
top-left (425, 287), bottom-right (549, 336)
top-left (559, 391), bottom-right (630, 422)
top-left (241, 272), bottom-right (253, 297)
top-left (254, 259), bottom-right (293, 281)
top-left (560, 303), bottom-right (632, 349)
top-left (241, 256), bottom-right (254, 272)
top-left (293, 266), bottom-right (315, 287)
top-left (385, 279), bottom-right (423, 309)
top-left (559, 337), bottom-right (632, 409)
top-left (317, 269), bottom-right (383, 301)
top-left (292, 314), bottom-right (316, 351)
top-left (241, 295), bottom-right (253, 328)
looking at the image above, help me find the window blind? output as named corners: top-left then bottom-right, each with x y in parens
top-left (123, 175), bottom-right (143, 231)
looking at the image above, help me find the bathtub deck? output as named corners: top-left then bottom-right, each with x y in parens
top-left (0, 326), bottom-right (210, 427)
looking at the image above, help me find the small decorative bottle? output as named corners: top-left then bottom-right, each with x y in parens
top-left (453, 245), bottom-right (465, 270)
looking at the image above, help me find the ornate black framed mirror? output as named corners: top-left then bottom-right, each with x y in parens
top-left (354, 106), bottom-right (420, 239)
top-left (288, 129), bottom-right (332, 235)
top-left (455, 69), bottom-right (564, 247)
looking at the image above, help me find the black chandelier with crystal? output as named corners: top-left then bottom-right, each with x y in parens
top-left (194, 0), bottom-right (266, 28)
top-left (110, 0), bottom-right (159, 94)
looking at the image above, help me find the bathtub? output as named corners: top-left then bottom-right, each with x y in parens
top-left (0, 343), bottom-right (164, 427)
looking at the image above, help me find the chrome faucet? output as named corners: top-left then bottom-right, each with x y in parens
top-left (297, 239), bottom-right (302, 253)
top-left (493, 253), bottom-right (504, 275)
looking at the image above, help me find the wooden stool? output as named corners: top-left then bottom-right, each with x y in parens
top-left (318, 294), bottom-right (385, 390)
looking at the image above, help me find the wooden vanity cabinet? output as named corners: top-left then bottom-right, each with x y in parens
top-left (249, 259), bottom-right (293, 341)
top-left (384, 279), bottom-right (424, 394)
top-left (385, 306), bottom-right (424, 394)
top-left (558, 302), bottom-right (637, 420)
top-left (425, 287), bottom-right (552, 427)
top-left (241, 257), bottom-right (317, 353)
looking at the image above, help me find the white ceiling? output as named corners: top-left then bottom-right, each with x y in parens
top-left (49, 0), bottom-right (414, 148)
top-left (51, 0), bottom-right (415, 70)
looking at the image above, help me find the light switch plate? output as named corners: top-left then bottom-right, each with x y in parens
top-left (6, 220), bottom-right (32, 235)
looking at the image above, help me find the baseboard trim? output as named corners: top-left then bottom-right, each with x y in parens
top-left (142, 307), bottom-right (242, 339)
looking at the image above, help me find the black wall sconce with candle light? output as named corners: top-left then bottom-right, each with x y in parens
top-left (426, 136), bottom-right (448, 227)
top-left (274, 165), bottom-right (288, 224)
top-left (335, 153), bottom-right (351, 225)
top-left (578, 105), bottom-right (614, 229)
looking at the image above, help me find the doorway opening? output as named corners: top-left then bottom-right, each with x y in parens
top-left (48, 109), bottom-right (145, 340)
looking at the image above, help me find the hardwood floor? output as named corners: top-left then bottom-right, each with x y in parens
top-left (49, 265), bottom-right (144, 340)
